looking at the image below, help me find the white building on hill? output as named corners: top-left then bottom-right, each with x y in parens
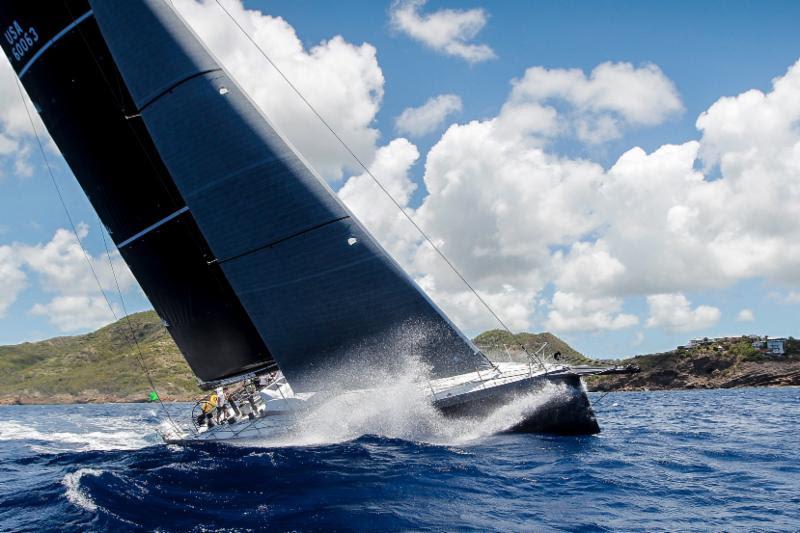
top-left (751, 337), bottom-right (787, 355)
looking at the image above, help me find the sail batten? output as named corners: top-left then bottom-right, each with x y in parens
top-left (118, 206), bottom-right (190, 249)
top-left (137, 68), bottom-right (222, 112)
top-left (215, 216), bottom-right (352, 265)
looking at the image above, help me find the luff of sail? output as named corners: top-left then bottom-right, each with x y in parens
top-left (0, 0), bottom-right (275, 384)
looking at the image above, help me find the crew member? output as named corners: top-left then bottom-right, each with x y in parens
top-left (215, 387), bottom-right (226, 424)
top-left (198, 390), bottom-right (218, 427)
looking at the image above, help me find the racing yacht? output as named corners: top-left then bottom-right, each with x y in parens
top-left (0, 0), bottom-right (619, 444)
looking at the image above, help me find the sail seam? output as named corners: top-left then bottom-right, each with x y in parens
top-left (236, 254), bottom-right (379, 294)
top-left (18, 10), bottom-right (94, 79)
top-left (137, 68), bottom-right (221, 112)
top-left (118, 205), bottom-right (190, 248)
top-left (217, 216), bottom-right (350, 265)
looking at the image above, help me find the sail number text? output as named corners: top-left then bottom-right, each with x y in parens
top-left (4, 20), bottom-right (39, 62)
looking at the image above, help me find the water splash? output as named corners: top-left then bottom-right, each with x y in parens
top-left (62, 468), bottom-right (103, 512)
top-left (255, 361), bottom-right (569, 447)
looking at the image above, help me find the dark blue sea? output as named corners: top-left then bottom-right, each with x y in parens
top-left (1, 387), bottom-right (799, 532)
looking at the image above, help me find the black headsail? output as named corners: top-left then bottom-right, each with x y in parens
top-left (1, 0), bottom-right (490, 391)
top-left (0, 0), bottom-right (274, 385)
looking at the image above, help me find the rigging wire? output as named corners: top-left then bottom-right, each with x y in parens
top-left (96, 216), bottom-right (181, 431)
top-left (13, 77), bottom-right (181, 434)
top-left (210, 0), bottom-right (547, 372)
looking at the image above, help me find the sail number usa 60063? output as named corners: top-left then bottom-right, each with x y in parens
top-left (4, 20), bottom-right (39, 62)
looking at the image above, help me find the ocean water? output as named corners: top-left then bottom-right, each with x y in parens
top-left (1, 387), bottom-right (799, 532)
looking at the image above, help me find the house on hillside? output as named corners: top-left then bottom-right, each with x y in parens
top-left (687, 335), bottom-right (752, 349)
top-left (752, 337), bottom-right (787, 355)
top-left (689, 338), bottom-right (710, 347)
top-left (766, 337), bottom-right (787, 355)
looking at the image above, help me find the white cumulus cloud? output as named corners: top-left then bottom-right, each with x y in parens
top-left (646, 293), bottom-right (721, 332)
top-left (0, 56), bottom-right (33, 138)
top-left (17, 224), bottom-right (134, 297)
top-left (172, 0), bottom-right (385, 180)
top-left (0, 245), bottom-right (27, 317)
top-left (505, 62), bottom-right (683, 143)
top-left (1, 225), bottom-right (136, 332)
top-left (3, 0), bottom-right (386, 182)
top-left (545, 291), bottom-right (639, 332)
top-left (390, 0), bottom-right (495, 63)
top-left (395, 94), bottom-right (462, 137)
top-left (736, 308), bottom-right (755, 322)
top-left (30, 295), bottom-right (119, 333)
top-left (0, 55), bottom-right (42, 181)
top-left (5, 2), bottom-right (800, 347)
top-left (334, 58), bottom-right (800, 338)
top-left (338, 138), bottom-right (421, 264)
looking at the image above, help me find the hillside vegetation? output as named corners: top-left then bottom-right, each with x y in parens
top-left (0, 312), bottom-right (198, 404)
top-left (1, 313), bottom-right (798, 403)
top-left (473, 329), bottom-right (592, 365)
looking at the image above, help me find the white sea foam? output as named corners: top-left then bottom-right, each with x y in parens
top-left (256, 362), bottom-right (568, 448)
top-left (62, 468), bottom-right (103, 512)
top-left (0, 417), bottom-right (154, 452)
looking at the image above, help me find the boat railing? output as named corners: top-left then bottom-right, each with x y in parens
top-left (474, 341), bottom-right (556, 376)
top-left (425, 363), bottom-right (545, 401)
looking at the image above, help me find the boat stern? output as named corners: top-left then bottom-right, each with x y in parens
top-left (433, 366), bottom-right (601, 435)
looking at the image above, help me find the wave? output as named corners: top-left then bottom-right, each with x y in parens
top-left (62, 468), bottom-right (103, 512)
top-left (0, 418), bottom-right (155, 452)
top-left (3, 388), bottom-right (799, 531)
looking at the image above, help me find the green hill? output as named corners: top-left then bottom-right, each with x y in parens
top-left (473, 329), bottom-right (591, 365)
top-left (0, 311), bottom-right (198, 404)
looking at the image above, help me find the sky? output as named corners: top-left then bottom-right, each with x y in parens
top-left (1, 0), bottom-right (799, 358)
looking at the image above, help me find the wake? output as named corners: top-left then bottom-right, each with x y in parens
top-left (0, 415), bottom-right (157, 452)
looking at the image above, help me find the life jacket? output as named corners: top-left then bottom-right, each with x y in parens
top-left (201, 393), bottom-right (219, 414)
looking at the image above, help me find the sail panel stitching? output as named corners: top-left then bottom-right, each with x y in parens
top-left (18, 10), bottom-right (94, 79)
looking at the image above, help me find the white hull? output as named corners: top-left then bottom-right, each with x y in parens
top-left (160, 362), bottom-right (599, 444)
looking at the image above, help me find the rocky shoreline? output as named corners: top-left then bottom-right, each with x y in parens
top-left (587, 344), bottom-right (800, 392)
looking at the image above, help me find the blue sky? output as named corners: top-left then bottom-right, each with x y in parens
top-left (1, 0), bottom-right (799, 358)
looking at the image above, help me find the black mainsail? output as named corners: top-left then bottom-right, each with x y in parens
top-left (1, 0), bottom-right (489, 391)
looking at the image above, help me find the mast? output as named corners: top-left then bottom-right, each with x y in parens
top-left (2, 0), bottom-right (490, 392)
